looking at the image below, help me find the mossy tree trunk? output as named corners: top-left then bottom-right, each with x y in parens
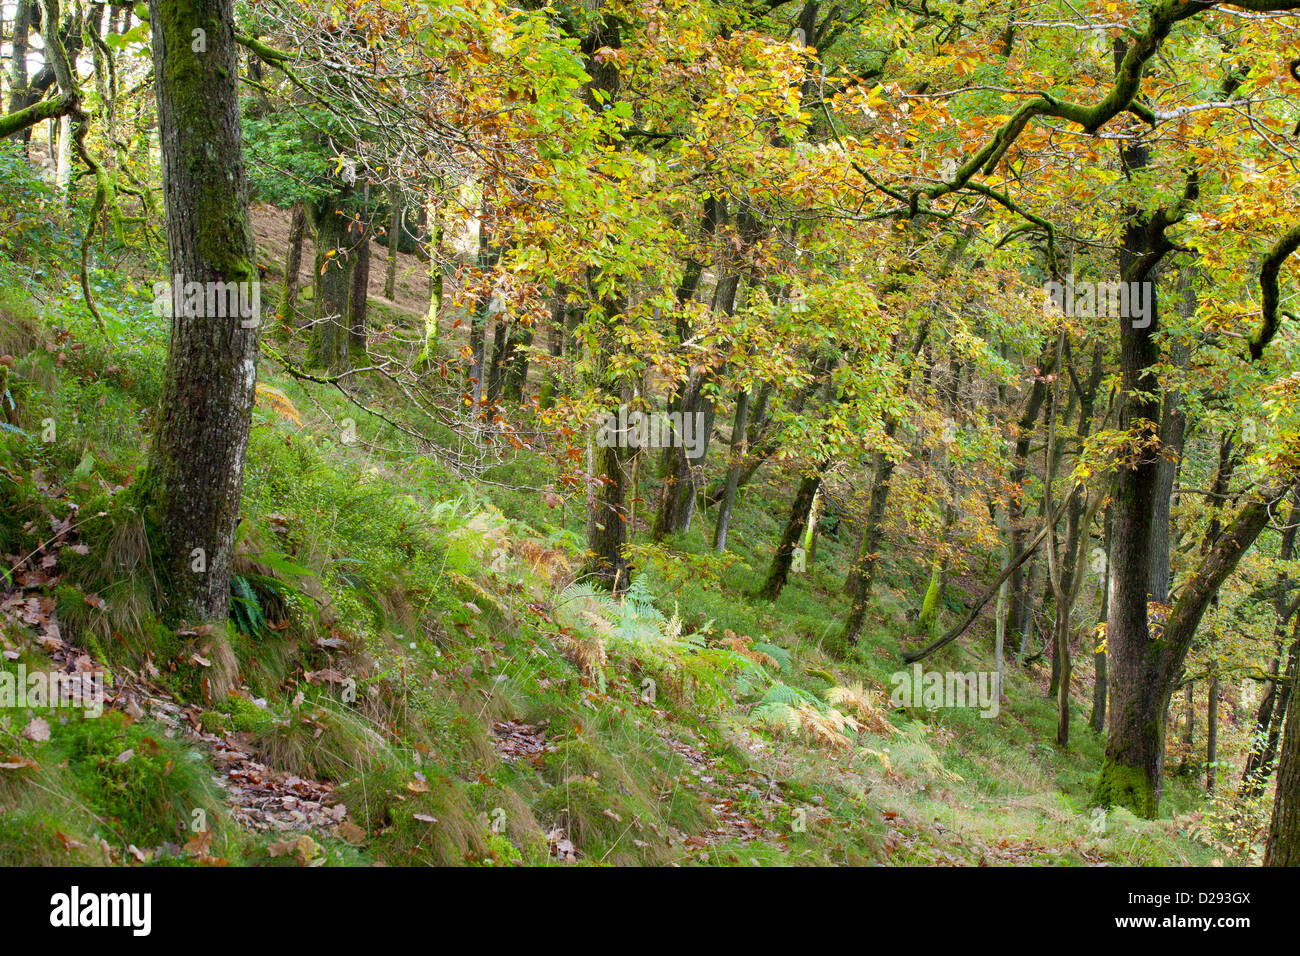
top-left (383, 182), bottom-right (402, 300)
top-left (1090, 509), bottom-right (1111, 735)
top-left (758, 469), bottom-right (823, 602)
top-left (501, 322), bottom-right (532, 403)
top-left (1206, 672), bottom-right (1220, 792)
top-left (1098, 489), bottom-right (1284, 815)
top-left (915, 556), bottom-right (945, 638)
top-left (1265, 666), bottom-right (1300, 866)
top-left (1093, 45), bottom-right (1169, 816)
top-left (1242, 490), bottom-right (1300, 792)
top-left (143, 0), bottom-right (258, 622)
top-left (278, 201), bottom-right (306, 325)
top-left (538, 282), bottom-right (567, 409)
top-left (310, 192), bottom-right (353, 371)
top-left (840, 450), bottom-right (896, 646)
top-left (5, 0), bottom-right (36, 144)
top-left (348, 212), bottom-right (371, 354)
top-left (712, 383), bottom-right (751, 552)
top-left (582, 298), bottom-right (630, 595)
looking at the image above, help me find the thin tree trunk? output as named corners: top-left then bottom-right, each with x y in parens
top-left (383, 183), bottom-right (402, 300)
top-left (1242, 489), bottom-right (1300, 791)
top-left (502, 322), bottom-right (533, 403)
top-left (419, 191), bottom-right (443, 365)
top-left (712, 384), bottom-right (751, 551)
top-left (467, 222), bottom-right (497, 415)
top-left (1248, 621), bottom-right (1300, 793)
top-left (279, 202), bottom-right (306, 325)
top-left (1206, 672), bottom-right (1220, 792)
top-left (487, 316), bottom-right (508, 403)
top-left (348, 215), bottom-right (371, 353)
top-left (539, 282), bottom-right (567, 409)
top-left (757, 469), bottom-right (823, 602)
top-left (1005, 348), bottom-right (1055, 656)
top-left (1090, 508), bottom-right (1112, 734)
top-left (840, 451), bottom-right (896, 646)
top-left (54, 112), bottom-right (71, 189)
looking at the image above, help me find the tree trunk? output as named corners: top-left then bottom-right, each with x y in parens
top-left (6, 0), bottom-right (34, 145)
top-left (1094, 38), bottom-right (1168, 815)
top-left (1005, 350), bottom-right (1053, 656)
top-left (279, 202), bottom-right (306, 325)
top-left (1179, 682), bottom-right (1195, 774)
top-left (1206, 672), bottom-right (1220, 792)
top-left (348, 215), bottom-right (371, 353)
top-left (143, 0), bottom-right (258, 622)
top-left (1099, 483), bottom-right (1289, 814)
top-left (1092, 644), bottom-right (1108, 735)
top-left (840, 451), bottom-right (896, 645)
top-left (310, 194), bottom-right (353, 371)
top-left (538, 282), bottom-right (567, 409)
top-left (487, 316), bottom-right (508, 403)
top-left (757, 469), bottom-right (823, 602)
top-left (1242, 490), bottom-right (1300, 791)
top-left (1246, 622), bottom-right (1300, 794)
top-left (712, 384), bottom-right (751, 551)
top-left (1090, 509), bottom-right (1112, 734)
top-left (502, 322), bottom-right (533, 403)
top-left (467, 223), bottom-right (497, 415)
top-left (1265, 663), bottom-right (1300, 865)
top-left (419, 191), bottom-right (443, 366)
top-left (383, 183), bottom-right (402, 300)
top-left (584, 436), bottom-right (630, 594)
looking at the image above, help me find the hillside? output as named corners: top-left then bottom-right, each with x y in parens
top-left (0, 269), bottom-right (1220, 868)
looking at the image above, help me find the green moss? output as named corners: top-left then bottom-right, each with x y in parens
top-left (219, 694), bottom-right (280, 733)
top-left (0, 708), bottom-right (243, 859)
top-left (915, 556), bottom-right (944, 638)
top-left (1091, 757), bottom-right (1158, 819)
top-left (199, 710), bottom-right (232, 733)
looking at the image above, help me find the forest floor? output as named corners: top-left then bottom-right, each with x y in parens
top-left (0, 211), bottom-right (1249, 866)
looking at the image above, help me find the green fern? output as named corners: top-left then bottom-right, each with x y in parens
top-left (229, 574), bottom-right (267, 637)
top-left (757, 682), bottom-right (825, 712)
top-left (751, 701), bottom-right (801, 735)
top-left (751, 641), bottom-right (791, 673)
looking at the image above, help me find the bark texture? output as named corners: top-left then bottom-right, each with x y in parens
top-left (143, 0), bottom-right (259, 622)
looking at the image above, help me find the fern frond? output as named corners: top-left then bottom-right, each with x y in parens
top-left (751, 701), bottom-right (801, 735)
top-left (827, 682), bottom-right (898, 736)
top-left (255, 383), bottom-right (302, 425)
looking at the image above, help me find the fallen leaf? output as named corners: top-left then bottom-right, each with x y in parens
top-left (22, 717), bottom-right (50, 742)
top-left (336, 821), bottom-right (367, 844)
